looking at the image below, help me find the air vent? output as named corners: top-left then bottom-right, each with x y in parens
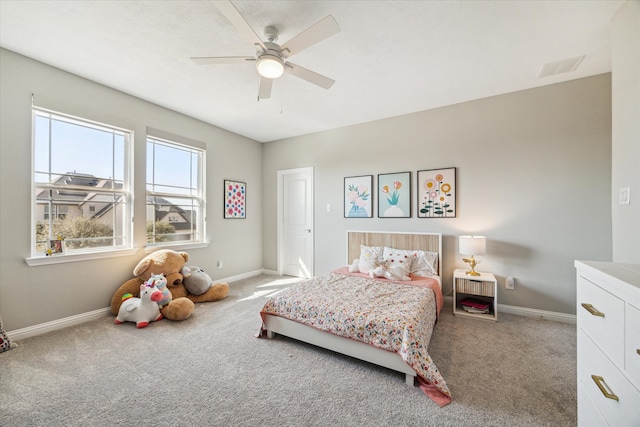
top-left (537, 55), bottom-right (585, 78)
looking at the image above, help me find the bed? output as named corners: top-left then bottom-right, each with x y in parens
top-left (259, 230), bottom-right (451, 406)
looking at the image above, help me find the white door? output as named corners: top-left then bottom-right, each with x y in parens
top-left (278, 167), bottom-right (313, 278)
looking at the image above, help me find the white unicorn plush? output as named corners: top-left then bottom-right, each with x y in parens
top-left (114, 282), bottom-right (164, 328)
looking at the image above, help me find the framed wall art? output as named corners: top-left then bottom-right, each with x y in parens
top-left (378, 172), bottom-right (411, 218)
top-left (417, 167), bottom-right (456, 218)
top-left (344, 175), bottom-right (373, 218)
top-left (224, 180), bottom-right (246, 219)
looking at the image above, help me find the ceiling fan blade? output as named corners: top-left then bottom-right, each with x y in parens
top-left (280, 15), bottom-right (340, 58)
top-left (191, 56), bottom-right (255, 65)
top-left (258, 76), bottom-right (273, 100)
top-left (215, 1), bottom-right (266, 51)
top-left (285, 63), bottom-right (335, 90)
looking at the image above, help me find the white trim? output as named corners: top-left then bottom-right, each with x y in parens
top-left (7, 307), bottom-right (111, 341)
top-left (497, 303), bottom-right (576, 324)
top-left (25, 248), bottom-right (139, 266)
top-left (144, 241), bottom-right (210, 253)
top-left (6, 269), bottom-right (267, 340)
top-left (217, 269), bottom-right (264, 283)
top-left (444, 297), bottom-right (576, 324)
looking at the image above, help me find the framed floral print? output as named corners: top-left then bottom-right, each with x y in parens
top-left (378, 172), bottom-right (411, 218)
top-left (344, 175), bottom-right (373, 218)
top-left (224, 180), bottom-right (246, 218)
top-left (417, 167), bottom-right (456, 218)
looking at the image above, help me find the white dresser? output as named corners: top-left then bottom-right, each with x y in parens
top-left (575, 261), bottom-right (640, 426)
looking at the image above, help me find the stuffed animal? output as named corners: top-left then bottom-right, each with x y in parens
top-left (114, 283), bottom-right (164, 328)
top-left (110, 249), bottom-right (230, 322)
top-left (181, 266), bottom-right (213, 296)
top-left (369, 265), bottom-right (411, 281)
top-left (145, 273), bottom-right (172, 308)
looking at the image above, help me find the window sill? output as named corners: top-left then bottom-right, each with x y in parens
top-left (144, 241), bottom-right (210, 253)
top-left (25, 248), bottom-right (139, 267)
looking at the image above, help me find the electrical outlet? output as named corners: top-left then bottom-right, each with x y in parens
top-left (217, 260), bottom-right (222, 269)
top-left (506, 276), bottom-right (515, 290)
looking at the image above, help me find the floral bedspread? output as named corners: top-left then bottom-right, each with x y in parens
top-left (259, 269), bottom-right (452, 406)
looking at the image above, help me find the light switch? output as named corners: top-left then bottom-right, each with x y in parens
top-left (619, 187), bottom-right (630, 205)
top-left (326, 204), bottom-right (332, 212)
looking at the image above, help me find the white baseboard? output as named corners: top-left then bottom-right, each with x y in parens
top-left (444, 296), bottom-right (576, 324)
top-left (8, 307), bottom-right (111, 341)
top-left (497, 303), bottom-right (575, 324)
top-left (261, 269), bottom-right (279, 276)
top-left (217, 269), bottom-right (264, 283)
top-left (7, 269), bottom-right (271, 341)
top-left (9, 274), bottom-right (574, 342)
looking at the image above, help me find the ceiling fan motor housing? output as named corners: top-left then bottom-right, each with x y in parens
top-left (264, 26), bottom-right (279, 43)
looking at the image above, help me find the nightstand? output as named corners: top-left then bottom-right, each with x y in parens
top-left (453, 269), bottom-right (497, 321)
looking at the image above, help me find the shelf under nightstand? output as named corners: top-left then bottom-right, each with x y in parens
top-left (453, 269), bottom-right (497, 321)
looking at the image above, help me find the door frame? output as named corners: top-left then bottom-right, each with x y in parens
top-left (277, 167), bottom-right (314, 276)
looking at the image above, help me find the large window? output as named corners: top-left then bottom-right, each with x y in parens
top-left (32, 108), bottom-right (132, 257)
top-left (146, 135), bottom-right (205, 245)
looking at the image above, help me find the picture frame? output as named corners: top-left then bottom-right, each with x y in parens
top-left (224, 180), bottom-right (246, 219)
top-left (378, 172), bottom-right (411, 218)
top-left (344, 175), bottom-right (373, 218)
top-left (417, 167), bottom-right (456, 218)
top-left (47, 239), bottom-right (64, 256)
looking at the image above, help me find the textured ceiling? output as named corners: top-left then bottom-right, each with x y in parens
top-left (0, 0), bottom-right (624, 142)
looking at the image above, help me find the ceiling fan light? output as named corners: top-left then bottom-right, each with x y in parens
top-left (256, 55), bottom-right (284, 79)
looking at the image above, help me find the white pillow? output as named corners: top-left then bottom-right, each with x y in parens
top-left (412, 250), bottom-right (438, 277)
top-left (348, 259), bottom-right (360, 273)
top-left (382, 246), bottom-right (438, 277)
top-left (382, 247), bottom-right (414, 276)
top-left (358, 245), bottom-right (383, 273)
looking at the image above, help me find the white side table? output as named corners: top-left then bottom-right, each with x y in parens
top-left (453, 269), bottom-right (497, 321)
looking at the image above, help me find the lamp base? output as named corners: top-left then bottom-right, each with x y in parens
top-left (462, 256), bottom-right (481, 276)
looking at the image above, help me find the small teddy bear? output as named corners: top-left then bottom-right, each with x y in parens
top-left (369, 265), bottom-right (411, 281)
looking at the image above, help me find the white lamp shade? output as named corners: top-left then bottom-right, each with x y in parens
top-left (459, 235), bottom-right (486, 255)
top-left (256, 55), bottom-right (284, 79)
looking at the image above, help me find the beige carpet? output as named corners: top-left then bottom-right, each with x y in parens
top-left (0, 274), bottom-right (576, 426)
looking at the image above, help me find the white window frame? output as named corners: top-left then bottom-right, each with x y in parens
top-left (146, 130), bottom-right (206, 248)
top-left (27, 107), bottom-right (134, 265)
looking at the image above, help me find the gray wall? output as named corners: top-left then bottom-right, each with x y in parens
top-left (611, 0), bottom-right (640, 263)
top-left (0, 49), bottom-right (263, 331)
top-left (263, 74), bottom-right (612, 315)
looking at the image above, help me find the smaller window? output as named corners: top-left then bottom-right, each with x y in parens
top-left (146, 135), bottom-right (205, 245)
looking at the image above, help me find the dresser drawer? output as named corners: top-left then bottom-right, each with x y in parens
top-left (577, 276), bottom-right (625, 367)
top-left (578, 381), bottom-right (608, 426)
top-left (626, 303), bottom-right (640, 391)
top-left (578, 330), bottom-right (640, 426)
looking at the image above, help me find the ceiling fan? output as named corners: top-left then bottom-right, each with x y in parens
top-left (191, 0), bottom-right (340, 100)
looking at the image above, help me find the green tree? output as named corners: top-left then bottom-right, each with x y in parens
top-left (36, 217), bottom-right (114, 251)
top-left (146, 221), bottom-right (176, 243)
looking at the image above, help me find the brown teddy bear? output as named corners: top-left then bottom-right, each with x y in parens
top-left (110, 249), bottom-right (229, 321)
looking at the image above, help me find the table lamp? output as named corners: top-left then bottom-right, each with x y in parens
top-left (459, 235), bottom-right (486, 276)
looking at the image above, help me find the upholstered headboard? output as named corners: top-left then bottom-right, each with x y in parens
top-left (346, 230), bottom-right (442, 276)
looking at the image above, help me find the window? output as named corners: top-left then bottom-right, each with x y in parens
top-left (32, 108), bottom-right (132, 257)
top-left (146, 135), bottom-right (205, 245)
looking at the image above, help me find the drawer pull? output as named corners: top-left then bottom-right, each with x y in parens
top-left (637, 349), bottom-right (640, 356)
top-left (591, 375), bottom-right (619, 401)
top-left (581, 303), bottom-right (605, 317)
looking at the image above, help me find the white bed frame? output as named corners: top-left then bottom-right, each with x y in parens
top-left (263, 230), bottom-right (442, 386)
